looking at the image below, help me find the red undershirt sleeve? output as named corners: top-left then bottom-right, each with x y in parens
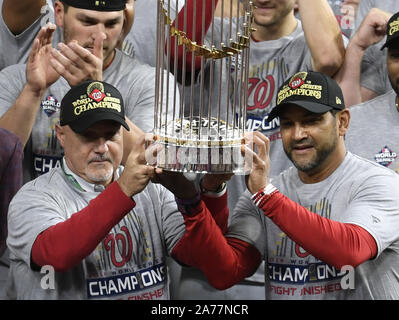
top-left (172, 195), bottom-right (261, 290)
top-left (200, 191), bottom-right (229, 234)
top-left (31, 181), bottom-right (135, 272)
top-left (254, 188), bottom-right (378, 270)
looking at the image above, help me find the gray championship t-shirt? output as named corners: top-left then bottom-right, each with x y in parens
top-left (345, 90), bottom-right (399, 174)
top-left (229, 20), bottom-right (313, 285)
top-left (6, 163), bottom-right (185, 300)
top-left (228, 152), bottom-right (399, 299)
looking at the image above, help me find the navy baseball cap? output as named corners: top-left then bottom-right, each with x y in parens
top-left (61, 0), bottom-right (126, 11)
top-left (60, 80), bottom-right (130, 133)
top-left (381, 11), bottom-right (399, 50)
top-left (268, 71), bottom-right (345, 121)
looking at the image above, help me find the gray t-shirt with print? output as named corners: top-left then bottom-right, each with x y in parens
top-left (345, 90), bottom-right (399, 173)
top-left (228, 19), bottom-right (313, 287)
top-left (228, 152), bottom-right (399, 299)
top-left (6, 163), bottom-right (185, 300)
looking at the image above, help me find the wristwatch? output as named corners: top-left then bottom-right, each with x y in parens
top-left (199, 180), bottom-right (227, 197)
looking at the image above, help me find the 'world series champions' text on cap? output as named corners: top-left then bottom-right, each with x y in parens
top-left (60, 80), bottom-right (130, 133)
top-left (267, 71), bottom-right (345, 121)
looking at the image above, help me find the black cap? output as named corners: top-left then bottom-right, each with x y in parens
top-left (381, 12), bottom-right (399, 50)
top-left (60, 80), bottom-right (130, 133)
top-left (268, 71), bottom-right (345, 122)
top-left (61, 0), bottom-right (126, 11)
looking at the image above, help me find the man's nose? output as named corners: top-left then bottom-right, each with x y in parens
top-left (93, 137), bottom-right (109, 153)
top-left (91, 25), bottom-right (107, 40)
top-left (292, 124), bottom-right (308, 140)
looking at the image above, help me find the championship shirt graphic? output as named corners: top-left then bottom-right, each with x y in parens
top-left (32, 117), bottom-right (63, 176)
top-left (245, 57), bottom-right (290, 134)
top-left (84, 213), bottom-right (167, 300)
top-left (41, 95), bottom-right (61, 117)
top-left (374, 146), bottom-right (397, 167)
top-left (267, 198), bottom-right (348, 297)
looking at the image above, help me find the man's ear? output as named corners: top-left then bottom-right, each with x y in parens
top-left (337, 109), bottom-right (350, 137)
top-left (55, 123), bottom-right (65, 148)
top-left (54, 0), bottom-right (65, 28)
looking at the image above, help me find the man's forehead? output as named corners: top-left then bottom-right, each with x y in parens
top-left (278, 104), bottom-right (322, 119)
top-left (71, 7), bottom-right (124, 20)
top-left (81, 121), bottom-right (122, 134)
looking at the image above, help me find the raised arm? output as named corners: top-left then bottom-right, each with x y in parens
top-left (0, 23), bottom-right (59, 146)
top-left (297, 0), bottom-right (345, 76)
top-left (334, 8), bottom-right (390, 107)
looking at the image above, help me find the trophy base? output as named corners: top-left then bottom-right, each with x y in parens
top-left (153, 117), bottom-right (247, 174)
top-left (154, 143), bottom-right (246, 174)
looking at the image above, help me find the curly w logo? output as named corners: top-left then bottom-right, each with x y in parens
top-left (103, 226), bottom-right (133, 268)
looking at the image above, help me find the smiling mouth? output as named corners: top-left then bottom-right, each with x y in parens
top-left (292, 145), bottom-right (314, 153)
top-left (255, 6), bottom-right (275, 11)
top-left (294, 145), bottom-right (313, 149)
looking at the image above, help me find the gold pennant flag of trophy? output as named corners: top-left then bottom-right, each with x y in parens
top-left (153, 0), bottom-right (254, 173)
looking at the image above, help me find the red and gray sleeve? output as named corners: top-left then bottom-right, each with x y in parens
top-left (31, 181), bottom-right (135, 272)
top-left (172, 185), bottom-right (378, 290)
